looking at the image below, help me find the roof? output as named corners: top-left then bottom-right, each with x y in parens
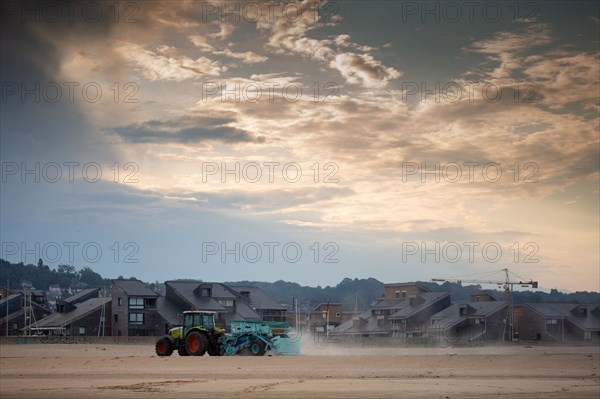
top-left (0, 293), bottom-right (21, 306)
top-left (526, 303), bottom-right (600, 331)
top-left (383, 281), bottom-right (431, 292)
top-left (35, 297), bottom-right (111, 328)
top-left (372, 298), bottom-right (407, 310)
top-left (471, 290), bottom-right (502, 300)
top-left (112, 280), bottom-right (158, 297)
top-left (335, 309), bottom-right (390, 336)
top-left (156, 297), bottom-right (181, 326)
top-left (230, 286), bottom-right (287, 310)
top-left (388, 291), bottom-right (451, 319)
top-left (62, 288), bottom-right (99, 304)
top-left (430, 301), bottom-right (509, 330)
top-left (165, 281), bottom-right (226, 312)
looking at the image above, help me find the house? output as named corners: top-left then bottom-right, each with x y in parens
top-left (428, 299), bottom-right (509, 342)
top-left (228, 285), bottom-right (287, 322)
top-left (159, 281), bottom-right (285, 329)
top-left (515, 303), bottom-right (600, 342)
top-left (286, 303), bottom-right (358, 333)
top-left (0, 290), bottom-right (52, 336)
top-left (111, 279), bottom-right (160, 336)
top-left (33, 289), bottom-right (111, 336)
top-left (335, 282), bottom-right (451, 338)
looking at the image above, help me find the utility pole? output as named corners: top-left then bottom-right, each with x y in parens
top-left (6, 280), bottom-right (9, 337)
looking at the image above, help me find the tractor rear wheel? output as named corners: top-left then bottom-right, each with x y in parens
top-left (185, 331), bottom-right (208, 356)
top-left (248, 339), bottom-right (266, 356)
top-left (155, 337), bottom-right (174, 356)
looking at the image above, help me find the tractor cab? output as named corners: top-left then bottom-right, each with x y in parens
top-left (182, 310), bottom-right (216, 336)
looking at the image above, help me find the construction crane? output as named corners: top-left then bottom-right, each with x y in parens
top-left (432, 268), bottom-right (538, 341)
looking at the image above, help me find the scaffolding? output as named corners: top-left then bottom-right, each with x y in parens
top-left (22, 287), bottom-right (39, 336)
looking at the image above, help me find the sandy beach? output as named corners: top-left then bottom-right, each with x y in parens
top-left (1, 343), bottom-right (598, 398)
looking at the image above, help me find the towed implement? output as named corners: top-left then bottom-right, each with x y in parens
top-left (155, 310), bottom-right (300, 357)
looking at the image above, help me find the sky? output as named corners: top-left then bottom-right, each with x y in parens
top-left (0, 0), bottom-right (598, 292)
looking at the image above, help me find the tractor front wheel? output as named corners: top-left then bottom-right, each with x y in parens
top-left (185, 331), bottom-right (208, 356)
top-left (155, 337), bottom-right (174, 356)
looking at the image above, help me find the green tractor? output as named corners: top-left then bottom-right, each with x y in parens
top-left (155, 310), bottom-right (224, 356)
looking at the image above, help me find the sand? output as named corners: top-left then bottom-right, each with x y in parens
top-left (1, 343), bottom-right (598, 398)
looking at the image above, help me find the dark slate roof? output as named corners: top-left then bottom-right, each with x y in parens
top-left (372, 298), bottom-right (406, 310)
top-left (156, 296), bottom-right (181, 326)
top-left (388, 291), bottom-right (451, 319)
top-left (229, 286), bottom-right (286, 310)
top-left (166, 281), bottom-right (226, 312)
top-left (112, 280), bottom-right (158, 297)
top-left (430, 301), bottom-right (508, 330)
top-left (35, 297), bottom-right (111, 328)
top-left (0, 293), bottom-right (20, 306)
top-left (63, 288), bottom-right (99, 304)
top-left (335, 309), bottom-right (390, 336)
top-left (470, 290), bottom-right (502, 301)
top-left (526, 303), bottom-right (600, 331)
top-left (230, 302), bottom-right (262, 320)
top-left (383, 281), bottom-right (431, 292)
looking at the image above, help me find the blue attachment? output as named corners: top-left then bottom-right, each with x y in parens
top-left (220, 320), bottom-right (301, 356)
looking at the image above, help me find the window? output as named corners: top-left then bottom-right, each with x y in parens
top-left (79, 327), bottom-right (85, 335)
top-left (129, 313), bottom-right (144, 325)
top-left (114, 314), bottom-right (118, 322)
top-left (218, 299), bottom-right (234, 307)
top-left (545, 319), bottom-right (558, 325)
top-left (129, 298), bottom-right (144, 309)
top-left (118, 298), bottom-right (122, 306)
top-left (336, 312), bottom-right (341, 318)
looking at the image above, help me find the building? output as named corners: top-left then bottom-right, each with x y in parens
top-left (228, 285), bottom-right (287, 322)
top-left (515, 303), bottom-right (600, 342)
top-left (335, 282), bottom-right (451, 338)
top-left (33, 288), bottom-right (111, 336)
top-left (286, 303), bottom-right (358, 334)
top-left (0, 290), bottom-right (52, 336)
top-left (428, 299), bottom-right (509, 342)
top-left (111, 279), bottom-right (160, 336)
top-left (159, 281), bottom-right (285, 330)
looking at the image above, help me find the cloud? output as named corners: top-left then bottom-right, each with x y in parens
top-left (331, 53), bottom-right (401, 88)
top-left (256, 0), bottom-right (400, 88)
top-left (523, 51), bottom-right (600, 107)
top-left (467, 23), bottom-right (552, 79)
top-left (109, 116), bottom-right (265, 144)
top-left (210, 22), bottom-right (236, 39)
top-left (189, 35), bottom-right (268, 64)
top-left (118, 43), bottom-right (225, 81)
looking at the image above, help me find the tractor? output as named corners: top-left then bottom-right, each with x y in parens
top-left (155, 310), bottom-right (224, 356)
top-left (155, 310), bottom-right (301, 357)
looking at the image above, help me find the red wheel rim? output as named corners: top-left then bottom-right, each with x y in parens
top-left (157, 341), bottom-right (165, 353)
top-left (189, 336), bottom-right (199, 352)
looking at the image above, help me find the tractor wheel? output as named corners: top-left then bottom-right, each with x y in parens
top-left (155, 337), bottom-right (174, 357)
top-left (178, 347), bottom-right (189, 356)
top-left (248, 339), bottom-right (266, 356)
top-left (185, 331), bottom-right (208, 356)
